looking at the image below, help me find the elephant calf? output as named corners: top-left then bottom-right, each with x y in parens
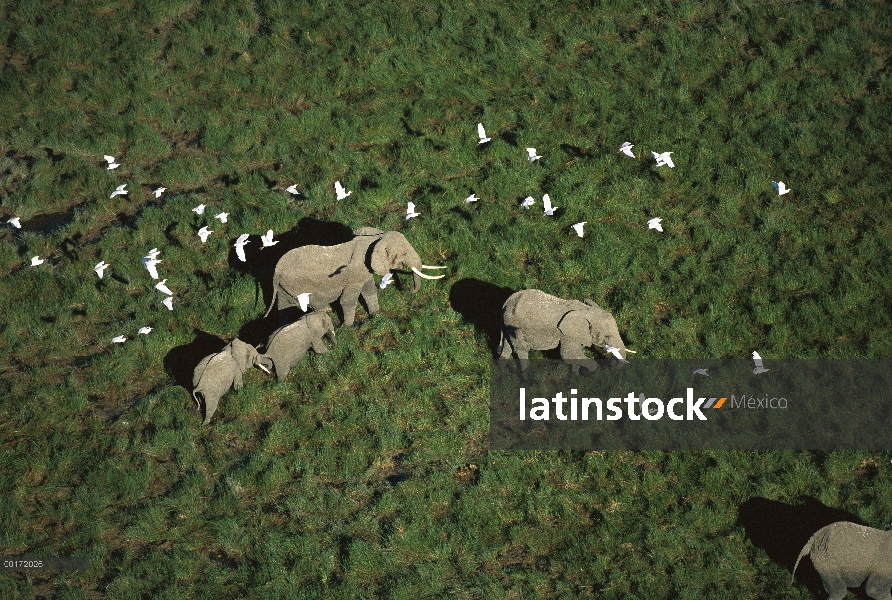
top-left (192, 338), bottom-right (265, 425)
top-left (499, 289), bottom-right (628, 373)
top-left (259, 311), bottom-right (336, 383)
top-left (791, 521), bottom-right (892, 600)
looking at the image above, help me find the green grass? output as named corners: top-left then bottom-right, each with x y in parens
top-left (1, 0), bottom-right (891, 597)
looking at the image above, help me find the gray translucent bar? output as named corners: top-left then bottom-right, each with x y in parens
top-left (490, 359), bottom-right (892, 450)
top-left (1, 557), bottom-right (89, 570)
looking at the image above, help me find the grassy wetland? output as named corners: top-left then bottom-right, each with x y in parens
top-left (1, 0), bottom-right (891, 597)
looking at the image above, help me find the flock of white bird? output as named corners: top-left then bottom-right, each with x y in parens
top-left (5, 125), bottom-right (790, 360)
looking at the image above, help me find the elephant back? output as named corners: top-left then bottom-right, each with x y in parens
top-left (192, 352), bottom-right (219, 388)
top-left (266, 321), bottom-right (301, 348)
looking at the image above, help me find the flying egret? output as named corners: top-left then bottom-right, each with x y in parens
top-left (155, 279), bottom-right (174, 296)
top-left (104, 155), bottom-right (120, 169)
top-left (260, 230), bottom-right (278, 248)
top-left (647, 217), bottom-right (663, 232)
top-left (521, 196), bottom-right (535, 209)
top-left (234, 233), bottom-right (250, 262)
top-left (379, 273), bottom-right (393, 289)
top-left (692, 368), bottom-right (710, 377)
top-left (477, 123), bottom-right (491, 144)
top-left (112, 335), bottom-right (126, 343)
top-left (605, 344), bottom-right (626, 361)
top-left (138, 327), bottom-right (152, 335)
top-left (297, 292), bottom-right (311, 312)
top-left (197, 226), bottom-right (213, 243)
top-left (752, 351), bottom-right (770, 374)
top-left (192, 204), bottom-right (206, 215)
top-left (162, 296), bottom-right (174, 311)
top-left (771, 181), bottom-right (791, 196)
top-left (542, 194), bottom-right (557, 216)
top-left (153, 187), bottom-right (166, 198)
top-left (285, 185), bottom-right (300, 195)
top-left (652, 151), bottom-right (675, 168)
top-left (31, 256), bottom-right (45, 266)
top-left (406, 202), bottom-right (420, 220)
top-left (571, 222), bottom-right (586, 238)
top-left (144, 248), bottom-right (161, 260)
top-left (94, 261), bottom-right (110, 279)
top-left (335, 181), bottom-right (352, 201)
top-left (214, 212), bottom-right (228, 223)
top-left (465, 193), bottom-right (478, 203)
top-left (619, 142), bottom-right (635, 158)
top-left (526, 148), bottom-right (542, 161)
top-left (143, 259), bottom-right (162, 279)
top-left (110, 184), bottom-right (128, 199)
top-left (7, 217), bottom-right (21, 228)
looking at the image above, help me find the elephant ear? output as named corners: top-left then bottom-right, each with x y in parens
top-left (369, 238), bottom-right (394, 275)
top-left (230, 339), bottom-right (256, 369)
top-left (557, 311), bottom-right (593, 348)
top-left (307, 313), bottom-right (326, 338)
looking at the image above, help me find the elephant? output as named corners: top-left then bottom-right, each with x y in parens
top-left (791, 521), bottom-right (892, 600)
top-left (498, 289), bottom-right (628, 372)
top-left (264, 227), bottom-right (446, 326)
top-left (259, 311), bottom-right (337, 383)
top-left (192, 338), bottom-right (266, 425)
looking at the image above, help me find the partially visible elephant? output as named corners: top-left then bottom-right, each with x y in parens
top-left (499, 289), bottom-right (628, 372)
top-left (259, 311), bottom-right (337, 382)
top-left (791, 521), bottom-right (892, 600)
top-left (264, 228), bottom-right (446, 326)
top-left (192, 338), bottom-right (265, 425)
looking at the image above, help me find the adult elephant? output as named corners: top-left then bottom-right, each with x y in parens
top-left (499, 289), bottom-right (629, 372)
top-left (264, 228), bottom-right (446, 326)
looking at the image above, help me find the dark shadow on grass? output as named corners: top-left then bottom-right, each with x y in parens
top-left (449, 207), bottom-right (473, 222)
top-left (449, 278), bottom-right (516, 357)
top-left (560, 143), bottom-right (592, 159)
top-left (227, 217), bottom-right (355, 318)
top-left (164, 329), bottom-right (229, 391)
top-left (736, 496), bottom-right (869, 600)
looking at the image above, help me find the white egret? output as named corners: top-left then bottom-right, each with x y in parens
top-left (214, 212), bottom-right (228, 223)
top-left (153, 187), bottom-right (166, 198)
top-left (110, 184), bottom-right (128, 198)
top-left (112, 335), bottom-right (126, 343)
top-left (234, 233), bottom-right (250, 262)
top-left (521, 196), bottom-right (534, 209)
top-left (260, 230), bottom-right (278, 247)
top-left (647, 217), bottom-right (663, 232)
top-left (94, 261), bottom-right (110, 279)
top-left (542, 194), bottom-right (557, 216)
top-left (285, 185), bottom-right (300, 195)
top-left (771, 181), bottom-right (791, 196)
top-left (477, 123), bottom-right (491, 144)
top-left (138, 327), bottom-right (152, 335)
top-left (752, 351), bottom-right (770, 374)
top-left (526, 148), bottom-right (541, 161)
top-left (297, 292), bottom-right (311, 312)
top-left (379, 273), bottom-right (393, 289)
top-left (465, 193), bottom-right (478, 203)
top-left (605, 344), bottom-right (626, 361)
top-left (31, 256), bottom-right (45, 266)
top-left (406, 202), bottom-right (420, 220)
top-left (155, 279), bottom-right (174, 296)
top-left (7, 217), bottom-right (21, 228)
top-left (104, 155), bottom-right (120, 169)
top-left (197, 226), bottom-right (213, 243)
top-left (651, 151), bottom-right (674, 168)
top-left (692, 368), bottom-right (710, 377)
top-left (192, 204), bottom-right (206, 215)
top-left (335, 181), bottom-right (352, 201)
top-left (162, 296), bottom-right (174, 311)
top-left (619, 142), bottom-right (635, 158)
top-left (571, 222), bottom-right (586, 238)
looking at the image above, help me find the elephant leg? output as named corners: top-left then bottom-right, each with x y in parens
top-left (312, 338), bottom-right (329, 354)
top-left (202, 393), bottom-right (221, 425)
top-left (499, 331), bottom-right (513, 359)
top-left (233, 370), bottom-right (243, 391)
top-left (820, 575), bottom-right (850, 600)
top-left (560, 342), bottom-right (586, 374)
top-left (864, 574), bottom-right (892, 600)
top-left (359, 278), bottom-right (379, 317)
top-left (340, 291), bottom-right (361, 326)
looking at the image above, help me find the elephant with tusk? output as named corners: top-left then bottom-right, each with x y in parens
top-left (498, 289), bottom-right (630, 373)
top-left (264, 227), bottom-right (446, 326)
top-left (259, 311), bottom-right (337, 382)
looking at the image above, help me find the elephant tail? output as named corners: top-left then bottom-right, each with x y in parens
top-left (264, 274), bottom-right (279, 318)
top-left (791, 531), bottom-right (817, 585)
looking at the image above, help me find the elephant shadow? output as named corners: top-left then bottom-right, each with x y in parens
top-left (164, 329), bottom-right (230, 391)
top-left (449, 278), bottom-right (516, 357)
top-left (226, 218), bottom-right (356, 315)
top-left (736, 496), bottom-right (871, 599)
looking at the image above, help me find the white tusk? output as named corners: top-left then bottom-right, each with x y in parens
top-left (421, 264), bottom-right (448, 269)
top-left (624, 349), bottom-right (637, 353)
top-left (257, 364), bottom-right (270, 374)
top-left (411, 266), bottom-right (445, 280)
